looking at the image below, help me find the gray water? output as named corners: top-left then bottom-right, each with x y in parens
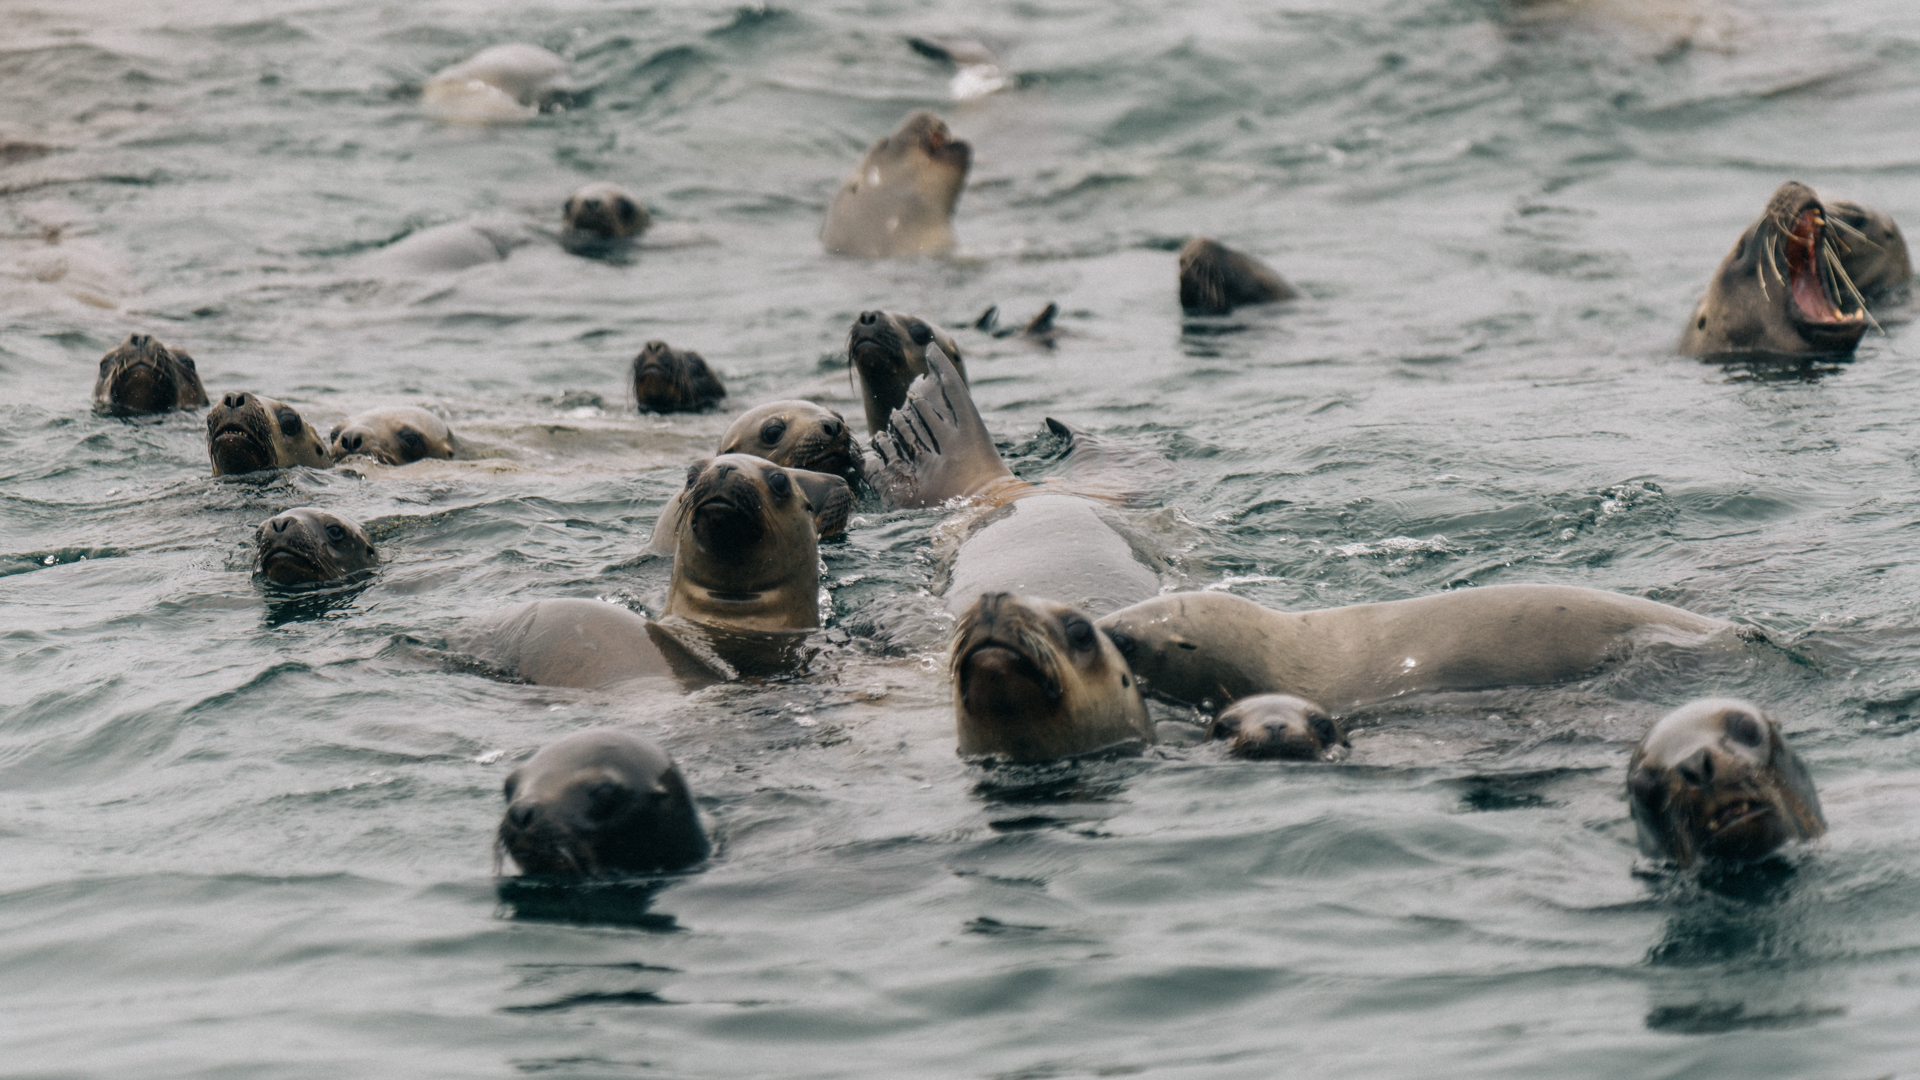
top-left (7, 0), bottom-right (1920, 1076)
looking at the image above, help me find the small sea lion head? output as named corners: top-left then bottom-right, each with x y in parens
top-left (667, 454), bottom-right (849, 631)
top-left (632, 340), bottom-right (727, 414)
top-left (846, 310), bottom-right (966, 434)
top-left (328, 407), bottom-right (453, 465)
top-left (1825, 198), bottom-right (1913, 306)
top-left (1627, 699), bottom-right (1826, 867)
top-left (951, 592), bottom-right (1153, 762)
top-left (562, 181), bottom-right (649, 242)
top-left (1177, 237), bottom-right (1294, 315)
top-left (94, 333), bottom-right (208, 416)
top-left (1097, 592), bottom-right (1271, 710)
top-left (498, 730), bottom-right (709, 879)
top-left (206, 391), bottom-right (330, 477)
top-left (1209, 694), bottom-right (1346, 761)
top-left (717, 400), bottom-right (855, 481)
top-left (1680, 181), bottom-right (1872, 358)
top-left (253, 507), bottom-right (377, 586)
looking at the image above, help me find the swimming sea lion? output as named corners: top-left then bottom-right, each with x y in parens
top-left (1209, 694), bottom-right (1346, 761)
top-left (974, 302), bottom-right (1060, 345)
top-left (952, 592), bottom-right (1153, 762)
top-left (254, 507), bottom-right (377, 586)
top-left (206, 391), bottom-right (332, 477)
top-left (644, 401), bottom-right (857, 554)
top-left (328, 406), bottom-right (457, 465)
top-left (1827, 198), bottom-right (1912, 305)
top-left (847, 309), bottom-right (968, 436)
top-left (422, 43), bottom-right (570, 125)
top-left (1627, 698), bottom-right (1825, 867)
top-left (907, 35), bottom-right (1009, 100)
top-left (368, 219), bottom-right (527, 274)
top-left (632, 340), bottom-right (726, 414)
top-left (498, 730), bottom-right (709, 877)
top-left (821, 112), bottom-right (971, 257)
top-left (1096, 586), bottom-right (1736, 713)
top-left (1679, 181), bottom-right (1905, 358)
top-left (92, 333), bottom-right (208, 416)
top-left (1178, 237), bottom-right (1296, 315)
top-left (562, 182), bottom-right (649, 246)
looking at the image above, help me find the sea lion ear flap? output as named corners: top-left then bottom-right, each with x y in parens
top-left (787, 469), bottom-right (852, 539)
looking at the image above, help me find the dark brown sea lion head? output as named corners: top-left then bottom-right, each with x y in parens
top-left (206, 391), bottom-right (332, 477)
top-left (562, 181), bottom-right (649, 242)
top-left (328, 406), bottom-right (455, 465)
top-left (498, 730), bottom-right (709, 878)
top-left (717, 399), bottom-right (856, 482)
top-left (846, 310), bottom-right (968, 435)
top-left (632, 340), bottom-right (727, 414)
top-left (951, 592), bottom-right (1153, 762)
top-left (253, 507), bottom-right (377, 586)
top-left (1826, 198), bottom-right (1913, 305)
top-left (1209, 694), bottom-right (1345, 761)
top-left (93, 333), bottom-right (209, 416)
top-left (1177, 237), bottom-right (1296, 316)
top-left (1627, 698), bottom-right (1826, 867)
top-left (665, 453), bottom-right (849, 631)
top-left (1680, 181), bottom-right (1873, 358)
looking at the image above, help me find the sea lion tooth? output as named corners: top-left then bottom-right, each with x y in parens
top-left (206, 392), bottom-right (331, 477)
top-left (1627, 699), bottom-right (1825, 867)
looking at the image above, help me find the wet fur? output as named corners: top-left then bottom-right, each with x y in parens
top-left (254, 508), bottom-right (378, 586)
top-left (632, 341), bottom-right (727, 414)
top-left (498, 730), bottom-right (708, 878)
top-left (1627, 699), bottom-right (1826, 867)
top-left (93, 333), bottom-right (208, 415)
top-left (1178, 237), bottom-right (1296, 315)
top-left (206, 392), bottom-right (331, 477)
top-left (951, 593), bottom-right (1152, 762)
top-left (847, 310), bottom-right (969, 436)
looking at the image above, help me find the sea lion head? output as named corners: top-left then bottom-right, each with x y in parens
top-left (846, 310), bottom-right (967, 435)
top-left (717, 400), bottom-right (856, 481)
top-left (632, 340), bottom-right (727, 414)
top-left (328, 407), bottom-right (454, 465)
top-left (1627, 699), bottom-right (1826, 867)
top-left (498, 730), bottom-right (709, 878)
top-left (206, 391), bottom-right (331, 477)
top-left (562, 181), bottom-right (649, 243)
top-left (665, 454), bottom-right (850, 631)
top-left (253, 507), bottom-right (377, 586)
top-left (1177, 238), bottom-right (1295, 316)
top-left (951, 592), bottom-right (1154, 762)
top-left (820, 112), bottom-right (971, 257)
top-left (1097, 592), bottom-right (1275, 710)
top-left (1825, 198), bottom-right (1913, 305)
top-left (93, 333), bottom-right (208, 416)
top-left (1680, 181), bottom-right (1872, 358)
top-left (882, 111), bottom-right (970, 208)
top-left (1209, 694), bottom-right (1346, 761)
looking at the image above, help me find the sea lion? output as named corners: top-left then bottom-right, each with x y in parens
top-left (328, 406), bottom-right (457, 465)
top-left (562, 182), bottom-right (649, 246)
top-left (92, 333), bottom-right (208, 416)
top-left (908, 35), bottom-right (1009, 100)
top-left (367, 219), bottom-right (526, 274)
top-left (847, 309), bottom-right (968, 436)
top-left (952, 592), bottom-right (1153, 762)
top-left (1178, 237), bottom-right (1296, 315)
top-left (1627, 699), bottom-right (1825, 867)
top-left (253, 507), bottom-right (377, 586)
top-left (1679, 181), bottom-right (1908, 358)
top-left (820, 112), bottom-right (970, 257)
top-left (1096, 586), bottom-right (1736, 713)
top-left (1209, 694), bottom-right (1346, 761)
top-left (632, 340), bottom-right (726, 414)
top-left (974, 302), bottom-right (1060, 345)
top-left (644, 400), bottom-right (856, 555)
top-left (463, 456), bottom-right (850, 687)
top-left (498, 730), bottom-right (709, 877)
top-left (422, 43), bottom-right (570, 125)
top-left (206, 392), bottom-right (331, 477)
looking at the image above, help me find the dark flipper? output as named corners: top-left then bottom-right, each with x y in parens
top-left (1020, 302), bottom-right (1059, 343)
top-left (862, 344), bottom-right (1013, 509)
top-left (974, 305), bottom-right (1000, 332)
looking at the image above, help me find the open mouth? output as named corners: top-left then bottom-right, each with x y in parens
top-left (689, 494), bottom-right (762, 549)
top-left (1707, 798), bottom-right (1770, 835)
top-left (1784, 204), bottom-right (1867, 329)
top-left (213, 422), bottom-right (264, 453)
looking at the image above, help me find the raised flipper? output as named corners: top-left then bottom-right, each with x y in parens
top-left (862, 344), bottom-right (1014, 509)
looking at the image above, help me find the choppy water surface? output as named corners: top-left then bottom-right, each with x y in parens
top-left (7, 0), bottom-right (1920, 1075)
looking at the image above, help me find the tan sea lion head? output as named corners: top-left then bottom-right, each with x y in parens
top-left (820, 111), bottom-right (971, 257)
top-left (328, 406), bottom-right (455, 465)
top-left (253, 507), bottom-right (378, 586)
top-left (1210, 694), bottom-right (1345, 761)
top-left (206, 391), bottom-right (331, 476)
top-left (717, 399), bottom-right (856, 481)
top-left (664, 453), bottom-right (850, 632)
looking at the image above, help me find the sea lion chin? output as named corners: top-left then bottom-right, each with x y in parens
top-left (644, 401), bottom-right (856, 557)
top-left (498, 730), bottom-right (709, 878)
top-left (1627, 699), bottom-right (1826, 867)
top-left (253, 507), bottom-right (377, 587)
top-left (93, 333), bottom-right (208, 416)
top-left (820, 111), bottom-right (971, 257)
top-left (845, 309), bottom-right (968, 435)
top-left (205, 391), bottom-right (332, 477)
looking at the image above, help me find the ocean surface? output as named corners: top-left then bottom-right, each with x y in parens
top-left (6, 0), bottom-right (1920, 1076)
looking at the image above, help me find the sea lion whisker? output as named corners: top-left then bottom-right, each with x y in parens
top-left (1822, 240), bottom-right (1882, 334)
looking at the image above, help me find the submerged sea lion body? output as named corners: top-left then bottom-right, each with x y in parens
top-left (93, 333), bottom-right (207, 416)
top-left (254, 508), bottom-right (377, 587)
top-left (821, 112), bottom-right (970, 257)
top-left (422, 43), bottom-right (569, 125)
top-left (847, 309), bottom-right (968, 436)
top-left (632, 340), bottom-right (726, 414)
top-left (1097, 586), bottom-right (1734, 713)
top-left (498, 730), bottom-right (708, 877)
top-left (369, 219), bottom-right (527, 275)
top-left (1178, 237), bottom-right (1296, 315)
top-left (329, 407), bottom-right (456, 465)
top-left (206, 392), bottom-right (331, 477)
top-left (645, 401), bottom-right (855, 555)
top-left (1627, 699), bottom-right (1825, 867)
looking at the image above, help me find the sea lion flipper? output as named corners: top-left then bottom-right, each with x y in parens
top-left (1038, 416), bottom-right (1175, 506)
top-left (788, 469), bottom-right (853, 539)
top-left (1021, 302), bottom-right (1058, 340)
top-left (871, 344), bottom-right (1012, 509)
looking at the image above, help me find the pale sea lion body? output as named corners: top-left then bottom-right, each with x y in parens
top-left (92, 333), bottom-right (207, 416)
top-left (498, 730), bottom-right (708, 877)
top-left (254, 508), bottom-right (377, 587)
top-left (329, 407), bottom-right (456, 465)
top-left (1679, 181), bottom-right (1905, 358)
top-left (1627, 699), bottom-right (1825, 867)
top-left (821, 112), bottom-right (970, 257)
top-left (632, 340), bottom-right (726, 414)
top-left (562, 182), bottom-right (649, 248)
top-left (422, 43), bottom-right (569, 125)
top-left (645, 401), bottom-right (855, 554)
top-left (1178, 237), bottom-right (1296, 315)
top-left (206, 391), bottom-right (331, 477)
top-left (847, 309), bottom-right (967, 436)
top-left (369, 219), bottom-right (526, 275)
top-left (1096, 586), bottom-right (1734, 713)
top-left (952, 592), bottom-right (1152, 762)
top-left (1210, 694), bottom-right (1346, 761)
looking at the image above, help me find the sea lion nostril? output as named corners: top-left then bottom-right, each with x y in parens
top-left (859, 310), bottom-right (879, 325)
top-left (272, 517), bottom-right (289, 533)
top-left (224, 392), bottom-right (246, 408)
top-left (130, 334), bottom-right (150, 347)
top-left (507, 804), bottom-right (536, 829)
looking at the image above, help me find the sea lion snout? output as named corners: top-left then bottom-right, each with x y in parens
top-left (1627, 699), bottom-right (1826, 867)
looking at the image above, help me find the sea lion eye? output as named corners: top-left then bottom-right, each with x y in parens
top-left (616, 197), bottom-right (638, 225)
top-left (905, 321), bottom-right (934, 347)
top-left (760, 421), bottom-right (787, 445)
top-left (685, 462), bottom-right (704, 489)
top-left (276, 408), bottom-right (303, 436)
top-left (325, 524), bottom-right (346, 543)
top-left (1725, 712), bottom-right (1764, 748)
top-left (1065, 619), bottom-right (1096, 651)
top-left (398, 429), bottom-right (427, 458)
top-left (1310, 716), bottom-right (1339, 746)
top-left (1103, 628), bottom-right (1134, 657)
top-left (584, 781), bottom-right (630, 821)
top-left (766, 470), bottom-right (792, 499)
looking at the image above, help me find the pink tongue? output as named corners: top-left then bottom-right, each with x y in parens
top-left (1787, 209), bottom-right (1841, 322)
